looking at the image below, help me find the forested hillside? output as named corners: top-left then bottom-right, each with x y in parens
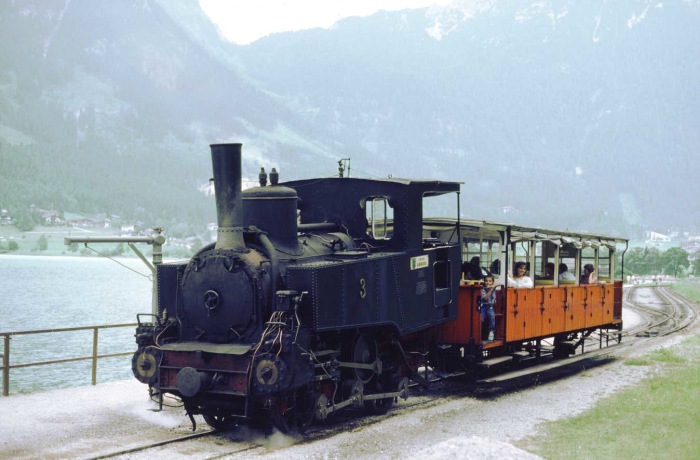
top-left (1, 0), bottom-right (697, 238)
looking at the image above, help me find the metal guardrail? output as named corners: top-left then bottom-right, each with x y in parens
top-left (1, 323), bottom-right (137, 396)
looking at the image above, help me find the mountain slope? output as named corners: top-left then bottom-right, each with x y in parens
top-left (0, 0), bottom-right (344, 229)
top-left (1, 0), bottom-right (697, 238)
top-left (235, 0), bottom-right (700, 235)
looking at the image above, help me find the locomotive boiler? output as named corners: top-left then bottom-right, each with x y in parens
top-left (132, 143), bottom-right (463, 431)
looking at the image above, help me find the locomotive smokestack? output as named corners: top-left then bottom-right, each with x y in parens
top-left (210, 143), bottom-right (246, 251)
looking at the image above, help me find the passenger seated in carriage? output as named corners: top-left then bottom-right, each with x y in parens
top-left (558, 263), bottom-right (576, 281)
top-left (463, 256), bottom-right (487, 282)
top-left (580, 264), bottom-right (596, 284)
top-left (508, 261), bottom-right (533, 288)
top-left (542, 262), bottom-right (555, 280)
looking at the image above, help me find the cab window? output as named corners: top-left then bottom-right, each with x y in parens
top-left (366, 197), bottom-right (393, 240)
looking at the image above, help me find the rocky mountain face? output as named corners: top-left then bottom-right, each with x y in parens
top-left (1, 0), bottom-right (697, 237)
top-left (0, 0), bottom-right (339, 229)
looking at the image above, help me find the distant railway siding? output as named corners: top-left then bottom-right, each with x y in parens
top-left (624, 285), bottom-right (698, 338)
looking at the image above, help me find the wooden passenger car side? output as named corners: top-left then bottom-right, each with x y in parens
top-left (438, 282), bottom-right (623, 347)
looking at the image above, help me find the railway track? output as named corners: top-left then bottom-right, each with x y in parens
top-left (96, 285), bottom-right (698, 459)
top-left (623, 284), bottom-right (698, 338)
top-left (88, 431), bottom-right (217, 460)
top-left (87, 427), bottom-right (275, 460)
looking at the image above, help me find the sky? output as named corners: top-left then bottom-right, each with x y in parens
top-left (199, 0), bottom-right (452, 45)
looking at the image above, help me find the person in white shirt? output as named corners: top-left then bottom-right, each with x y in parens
top-left (558, 263), bottom-right (576, 281)
top-left (508, 261), bottom-right (533, 288)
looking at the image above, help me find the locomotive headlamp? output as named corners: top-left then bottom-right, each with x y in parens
top-left (275, 290), bottom-right (299, 311)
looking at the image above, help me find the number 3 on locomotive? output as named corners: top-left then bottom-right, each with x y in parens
top-left (359, 278), bottom-right (367, 299)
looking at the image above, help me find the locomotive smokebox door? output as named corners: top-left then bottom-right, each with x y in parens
top-left (180, 249), bottom-right (269, 343)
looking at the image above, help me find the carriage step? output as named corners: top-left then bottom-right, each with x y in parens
top-left (477, 344), bottom-right (620, 383)
top-left (511, 351), bottom-right (531, 362)
top-left (478, 356), bottom-right (513, 369)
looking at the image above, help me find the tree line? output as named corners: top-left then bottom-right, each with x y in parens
top-left (622, 246), bottom-right (698, 278)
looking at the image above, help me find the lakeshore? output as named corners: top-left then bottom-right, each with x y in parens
top-left (0, 255), bottom-right (153, 394)
top-left (0, 225), bottom-right (197, 258)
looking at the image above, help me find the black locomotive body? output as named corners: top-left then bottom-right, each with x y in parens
top-left (133, 143), bottom-right (462, 430)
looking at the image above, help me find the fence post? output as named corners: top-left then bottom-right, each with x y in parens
top-left (2, 335), bottom-right (9, 396)
top-left (92, 328), bottom-right (98, 385)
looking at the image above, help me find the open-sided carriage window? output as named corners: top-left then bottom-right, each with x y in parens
top-left (534, 241), bottom-right (544, 281)
top-left (598, 246), bottom-right (611, 281)
top-left (512, 241), bottom-right (530, 273)
top-left (534, 241), bottom-right (557, 285)
top-left (460, 237), bottom-right (500, 278)
top-left (365, 197), bottom-right (393, 240)
top-left (486, 240), bottom-right (500, 274)
top-left (559, 245), bottom-right (578, 284)
top-left (581, 247), bottom-right (596, 280)
top-left (463, 238), bottom-right (482, 264)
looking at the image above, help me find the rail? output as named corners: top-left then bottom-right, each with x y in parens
top-left (1, 323), bottom-right (137, 396)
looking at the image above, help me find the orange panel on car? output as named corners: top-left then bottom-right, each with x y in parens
top-left (522, 288), bottom-right (543, 338)
top-left (566, 286), bottom-right (587, 331)
top-left (601, 284), bottom-right (614, 324)
top-left (506, 288), bottom-right (526, 341)
top-left (541, 286), bottom-right (566, 336)
top-left (436, 285), bottom-right (480, 344)
top-left (585, 285), bottom-right (604, 327)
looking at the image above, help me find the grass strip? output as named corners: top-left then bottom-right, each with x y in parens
top-left (519, 283), bottom-right (700, 459)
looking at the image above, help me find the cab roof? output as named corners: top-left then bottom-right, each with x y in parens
top-left (283, 177), bottom-right (461, 250)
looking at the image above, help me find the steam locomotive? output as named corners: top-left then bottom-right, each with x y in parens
top-left (132, 143), bottom-right (463, 431)
top-left (132, 143), bottom-right (627, 433)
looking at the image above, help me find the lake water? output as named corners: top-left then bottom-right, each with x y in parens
top-left (0, 255), bottom-right (155, 395)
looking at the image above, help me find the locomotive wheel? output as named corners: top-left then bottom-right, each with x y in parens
top-left (364, 376), bottom-right (409, 414)
top-left (364, 372), bottom-right (399, 415)
top-left (365, 393), bottom-right (394, 414)
top-left (365, 341), bottom-right (403, 415)
top-left (313, 393), bottom-right (329, 422)
top-left (203, 414), bottom-right (236, 431)
top-left (352, 333), bottom-right (377, 383)
top-left (270, 390), bottom-right (314, 434)
top-left (343, 379), bottom-right (364, 407)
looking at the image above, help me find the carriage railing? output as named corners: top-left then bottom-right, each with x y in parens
top-left (1, 323), bottom-right (137, 396)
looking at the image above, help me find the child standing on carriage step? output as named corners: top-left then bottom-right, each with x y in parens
top-left (479, 274), bottom-right (500, 341)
